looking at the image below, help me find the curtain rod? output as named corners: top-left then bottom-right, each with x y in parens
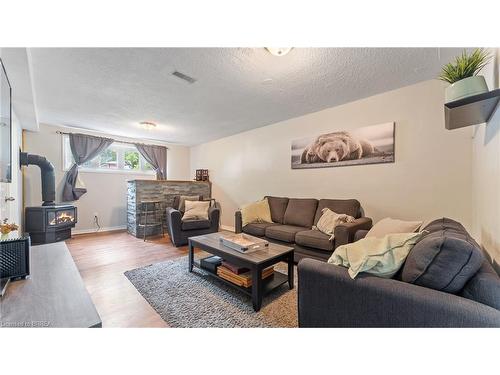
top-left (56, 130), bottom-right (169, 149)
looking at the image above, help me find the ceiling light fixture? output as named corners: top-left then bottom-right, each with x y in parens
top-left (265, 47), bottom-right (293, 56)
top-left (139, 121), bottom-right (157, 130)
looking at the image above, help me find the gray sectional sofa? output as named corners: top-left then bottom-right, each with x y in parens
top-left (298, 218), bottom-right (500, 327)
top-left (235, 196), bottom-right (372, 263)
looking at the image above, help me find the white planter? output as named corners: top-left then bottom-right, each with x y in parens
top-left (445, 76), bottom-right (488, 103)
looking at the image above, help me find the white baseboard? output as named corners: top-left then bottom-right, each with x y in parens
top-left (72, 225), bottom-right (127, 235)
top-left (74, 224), bottom-right (234, 235)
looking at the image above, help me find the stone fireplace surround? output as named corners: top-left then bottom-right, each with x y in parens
top-left (127, 179), bottom-right (211, 238)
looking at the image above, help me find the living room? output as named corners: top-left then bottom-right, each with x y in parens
top-left (1, 2), bottom-right (499, 374)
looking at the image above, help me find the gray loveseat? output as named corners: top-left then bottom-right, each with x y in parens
top-left (235, 196), bottom-right (372, 263)
top-left (166, 196), bottom-right (220, 247)
top-left (298, 218), bottom-right (500, 327)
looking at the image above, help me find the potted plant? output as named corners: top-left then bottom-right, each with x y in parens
top-left (439, 48), bottom-right (492, 102)
top-left (0, 218), bottom-right (19, 240)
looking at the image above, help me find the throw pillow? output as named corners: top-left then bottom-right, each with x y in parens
top-left (328, 232), bottom-right (423, 279)
top-left (313, 208), bottom-right (355, 240)
top-left (240, 199), bottom-right (273, 227)
top-left (178, 195), bottom-right (200, 212)
top-left (366, 217), bottom-right (422, 238)
top-left (401, 223), bottom-right (484, 293)
top-left (182, 200), bottom-right (210, 221)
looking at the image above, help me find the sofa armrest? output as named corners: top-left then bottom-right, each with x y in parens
top-left (208, 203), bottom-right (220, 231)
top-left (354, 229), bottom-right (369, 242)
top-left (334, 217), bottom-right (372, 247)
top-left (235, 210), bottom-right (243, 233)
top-left (298, 259), bottom-right (500, 327)
top-left (166, 207), bottom-right (182, 235)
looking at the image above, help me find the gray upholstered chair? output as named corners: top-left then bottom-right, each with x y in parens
top-left (165, 196), bottom-right (220, 247)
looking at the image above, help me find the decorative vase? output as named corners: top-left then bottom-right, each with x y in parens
top-left (445, 76), bottom-right (488, 103)
top-left (1, 233), bottom-right (9, 241)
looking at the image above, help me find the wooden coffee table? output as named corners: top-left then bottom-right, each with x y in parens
top-left (188, 233), bottom-right (294, 312)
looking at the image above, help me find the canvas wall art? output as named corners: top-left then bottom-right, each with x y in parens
top-left (291, 122), bottom-right (395, 169)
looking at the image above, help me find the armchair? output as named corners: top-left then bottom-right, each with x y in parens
top-left (166, 198), bottom-right (220, 247)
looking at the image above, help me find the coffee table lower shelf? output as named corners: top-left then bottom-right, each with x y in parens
top-left (188, 234), bottom-right (294, 312)
top-left (192, 260), bottom-right (288, 297)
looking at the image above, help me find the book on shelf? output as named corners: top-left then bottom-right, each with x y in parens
top-left (217, 265), bottom-right (274, 288)
top-left (220, 261), bottom-right (249, 275)
top-left (200, 255), bottom-right (223, 273)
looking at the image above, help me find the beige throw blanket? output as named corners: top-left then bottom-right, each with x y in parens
top-left (328, 232), bottom-right (423, 279)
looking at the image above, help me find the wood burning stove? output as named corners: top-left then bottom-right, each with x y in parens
top-left (20, 151), bottom-right (78, 245)
top-left (25, 205), bottom-right (77, 245)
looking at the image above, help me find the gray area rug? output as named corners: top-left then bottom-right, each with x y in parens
top-left (124, 257), bottom-right (298, 327)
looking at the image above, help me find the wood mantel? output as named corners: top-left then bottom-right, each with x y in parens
top-left (128, 179), bottom-right (211, 184)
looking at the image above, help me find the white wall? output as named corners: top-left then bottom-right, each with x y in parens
top-left (472, 48), bottom-right (500, 272)
top-left (0, 47), bottom-right (23, 232)
top-left (191, 80), bottom-right (473, 232)
top-left (0, 111), bottom-right (23, 230)
top-left (24, 124), bottom-right (191, 233)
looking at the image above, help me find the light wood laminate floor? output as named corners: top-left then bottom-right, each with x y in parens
top-left (66, 230), bottom-right (197, 327)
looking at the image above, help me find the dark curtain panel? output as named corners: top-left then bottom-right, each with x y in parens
top-left (62, 133), bottom-right (113, 201)
top-left (135, 143), bottom-right (167, 180)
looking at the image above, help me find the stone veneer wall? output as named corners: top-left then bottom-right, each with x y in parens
top-left (127, 180), bottom-right (212, 238)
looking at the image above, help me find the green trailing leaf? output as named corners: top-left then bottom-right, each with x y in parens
top-left (439, 48), bottom-right (492, 84)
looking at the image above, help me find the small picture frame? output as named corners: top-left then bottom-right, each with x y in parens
top-left (195, 169), bottom-right (202, 181)
top-left (202, 169), bottom-right (209, 181)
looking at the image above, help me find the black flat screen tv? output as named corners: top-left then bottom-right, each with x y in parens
top-left (0, 57), bottom-right (12, 183)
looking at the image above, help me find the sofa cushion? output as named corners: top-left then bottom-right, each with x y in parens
top-left (283, 198), bottom-right (318, 228)
top-left (401, 218), bottom-right (484, 293)
top-left (295, 230), bottom-right (335, 251)
top-left (242, 222), bottom-right (280, 237)
top-left (265, 225), bottom-right (309, 243)
top-left (314, 199), bottom-right (361, 224)
top-left (181, 219), bottom-right (211, 231)
top-left (265, 196), bottom-right (289, 224)
top-left (460, 261), bottom-right (500, 310)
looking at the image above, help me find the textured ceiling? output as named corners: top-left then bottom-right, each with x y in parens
top-left (28, 48), bottom-right (463, 145)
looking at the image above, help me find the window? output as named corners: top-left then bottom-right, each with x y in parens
top-left (62, 135), bottom-right (155, 174)
top-left (124, 150), bottom-right (139, 170)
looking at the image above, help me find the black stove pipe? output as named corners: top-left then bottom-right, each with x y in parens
top-left (20, 151), bottom-right (56, 206)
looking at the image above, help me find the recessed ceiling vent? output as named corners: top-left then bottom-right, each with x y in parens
top-left (171, 71), bottom-right (197, 84)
